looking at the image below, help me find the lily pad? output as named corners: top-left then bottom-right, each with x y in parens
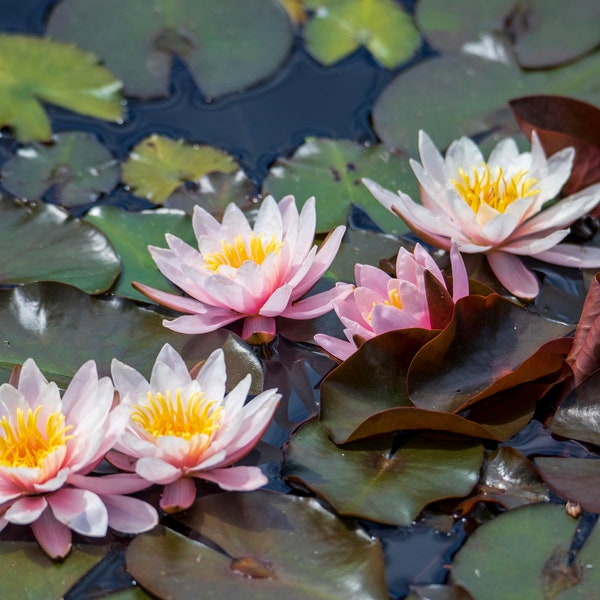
top-left (0, 198), bottom-right (120, 294)
top-left (262, 138), bottom-right (418, 234)
top-left (284, 419), bottom-right (483, 525)
top-left (122, 135), bottom-right (240, 203)
top-left (1, 132), bottom-right (119, 206)
top-left (84, 205), bottom-right (195, 301)
top-left (303, 0), bottom-right (420, 68)
top-left (0, 34), bottom-right (122, 141)
top-left (0, 542), bottom-right (108, 600)
top-left (127, 491), bottom-right (388, 599)
top-left (47, 0), bottom-right (294, 98)
top-left (452, 502), bottom-right (600, 599)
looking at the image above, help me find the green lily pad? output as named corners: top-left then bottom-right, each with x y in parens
top-left (1, 132), bottom-right (119, 206)
top-left (373, 52), bottom-right (600, 156)
top-left (122, 135), bottom-right (240, 203)
top-left (0, 542), bottom-right (108, 600)
top-left (47, 0), bottom-right (294, 98)
top-left (262, 138), bottom-right (418, 234)
top-left (452, 502), bottom-right (600, 599)
top-left (127, 491), bottom-right (388, 599)
top-left (0, 198), bottom-right (120, 294)
top-left (284, 419), bottom-right (483, 525)
top-left (0, 34), bottom-right (122, 142)
top-left (303, 0), bottom-right (420, 68)
top-left (84, 206), bottom-right (196, 302)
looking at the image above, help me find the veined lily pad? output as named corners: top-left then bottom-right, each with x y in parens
top-left (47, 0), bottom-right (294, 98)
top-left (127, 491), bottom-right (388, 599)
top-left (0, 198), bottom-right (120, 294)
top-left (262, 138), bottom-right (417, 234)
top-left (1, 132), bottom-right (119, 206)
top-left (284, 419), bottom-right (483, 525)
top-left (303, 0), bottom-right (420, 68)
top-left (0, 34), bottom-right (122, 141)
top-left (122, 135), bottom-right (240, 203)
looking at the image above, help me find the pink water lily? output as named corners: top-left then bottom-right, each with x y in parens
top-left (110, 344), bottom-right (280, 513)
top-left (314, 242), bottom-right (468, 360)
top-left (364, 131), bottom-right (600, 299)
top-left (0, 359), bottom-right (158, 559)
top-left (134, 195), bottom-right (349, 343)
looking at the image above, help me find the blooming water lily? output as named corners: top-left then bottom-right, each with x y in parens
top-left (314, 242), bottom-right (469, 360)
top-left (0, 360), bottom-right (158, 559)
top-left (111, 344), bottom-right (280, 513)
top-left (134, 195), bottom-right (349, 343)
top-left (364, 131), bottom-right (600, 298)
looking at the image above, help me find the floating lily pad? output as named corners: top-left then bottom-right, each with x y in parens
top-left (303, 0), bottom-right (420, 68)
top-left (1, 132), bottom-right (119, 206)
top-left (127, 491), bottom-right (388, 599)
top-left (284, 419), bottom-right (483, 525)
top-left (0, 34), bottom-right (122, 141)
top-left (84, 206), bottom-right (196, 301)
top-left (262, 138), bottom-right (417, 234)
top-left (122, 135), bottom-right (241, 203)
top-left (0, 198), bottom-right (120, 294)
top-left (452, 502), bottom-right (600, 599)
top-left (0, 542), bottom-right (108, 600)
top-left (47, 0), bottom-right (294, 98)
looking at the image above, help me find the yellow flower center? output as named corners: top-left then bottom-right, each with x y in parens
top-left (453, 164), bottom-right (539, 213)
top-left (366, 288), bottom-right (402, 323)
top-left (0, 406), bottom-right (72, 469)
top-left (132, 389), bottom-right (223, 441)
top-left (204, 233), bottom-right (282, 271)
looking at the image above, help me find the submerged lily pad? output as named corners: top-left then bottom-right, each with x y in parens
top-left (0, 34), bottom-right (122, 141)
top-left (1, 132), bottom-right (119, 206)
top-left (122, 135), bottom-right (240, 203)
top-left (0, 198), bottom-right (120, 294)
top-left (47, 0), bottom-right (294, 98)
top-left (127, 491), bottom-right (388, 599)
top-left (262, 138), bottom-right (417, 234)
top-left (284, 419), bottom-right (483, 525)
top-left (303, 0), bottom-right (420, 68)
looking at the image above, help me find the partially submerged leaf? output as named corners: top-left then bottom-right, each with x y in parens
top-left (0, 34), bottom-right (122, 141)
top-left (1, 132), bottom-right (119, 206)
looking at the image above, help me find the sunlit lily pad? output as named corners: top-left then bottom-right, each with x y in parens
top-left (0, 34), bottom-right (122, 141)
top-left (122, 135), bottom-right (240, 203)
top-left (262, 138), bottom-right (417, 234)
top-left (284, 419), bottom-right (483, 525)
top-left (0, 198), bottom-right (120, 294)
top-left (0, 542), bottom-right (108, 599)
top-left (1, 132), bottom-right (119, 206)
top-left (47, 0), bottom-right (294, 98)
top-left (452, 502), bottom-right (600, 599)
top-left (303, 0), bottom-right (420, 68)
top-left (127, 491), bottom-right (388, 599)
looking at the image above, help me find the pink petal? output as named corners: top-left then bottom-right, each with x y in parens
top-left (533, 244), bottom-right (600, 268)
top-left (313, 333), bottom-right (357, 361)
top-left (450, 242), bottom-right (469, 302)
top-left (103, 494), bottom-right (158, 533)
top-left (105, 450), bottom-right (137, 472)
top-left (47, 488), bottom-right (108, 537)
top-left (111, 359), bottom-right (149, 402)
top-left (283, 283), bottom-right (354, 320)
top-left (132, 282), bottom-right (210, 313)
top-left (160, 477), bottom-right (197, 513)
top-left (193, 204), bottom-right (222, 238)
top-left (69, 473), bottom-right (153, 495)
top-left (241, 315), bottom-right (276, 341)
top-left (136, 456), bottom-right (182, 485)
top-left (196, 466), bottom-right (267, 491)
top-left (31, 508), bottom-right (72, 559)
top-left (501, 229), bottom-right (570, 255)
top-left (17, 359), bottom-right (49, 405)
top-left (259, 285), bottom-right (293, 317)
top-left (487, 251), bottom-right (540, 299)
top-left (195, 348), bottom-right (227, 403)
top-left (5, 495), bottom-right (48, 525)
top-left (162, 312), bottom-right (240, 335)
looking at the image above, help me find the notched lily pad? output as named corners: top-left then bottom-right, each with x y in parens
top-left (303, 0), bottom-right (420, 68)
top-left (0, 34), bottom-right (122, 141)
top-left (1, 132), bottom-right (119, 206)
top-left (122, 135), bottom-right (241, 203)
top-left (127, 491), bottom-right (388, 599)
top-left (262, 138), bottom-right (418, 234)
top-left (0, 198), bottom-right (120, 294)
top-left (47, 0), bottom-right (294, 98)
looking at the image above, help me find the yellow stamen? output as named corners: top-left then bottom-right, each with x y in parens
top-left (132, 389), bottom-right (223, 441)
top-left (0, 406), bottom-right (72, 469)
top-left (366, 288), bottom-right (402, 323)
top-left (453, 164), bottom-right (539, 213)
top-left (204, 233), bottom-right (282, 271)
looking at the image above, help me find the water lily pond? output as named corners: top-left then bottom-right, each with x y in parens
top-left (2, 0), bottom-right (600, 598)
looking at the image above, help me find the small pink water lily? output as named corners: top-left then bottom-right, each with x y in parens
top-left (134, 196), bottom-right (349, 343)
top-left (0, 359), bottom-right (158, 559)
top-left (314, 242), bottom-right (468, 360)
top-left (364, 131), bottom-right (600, 299)
top-left (110, 344), bottom-right (280, 513)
